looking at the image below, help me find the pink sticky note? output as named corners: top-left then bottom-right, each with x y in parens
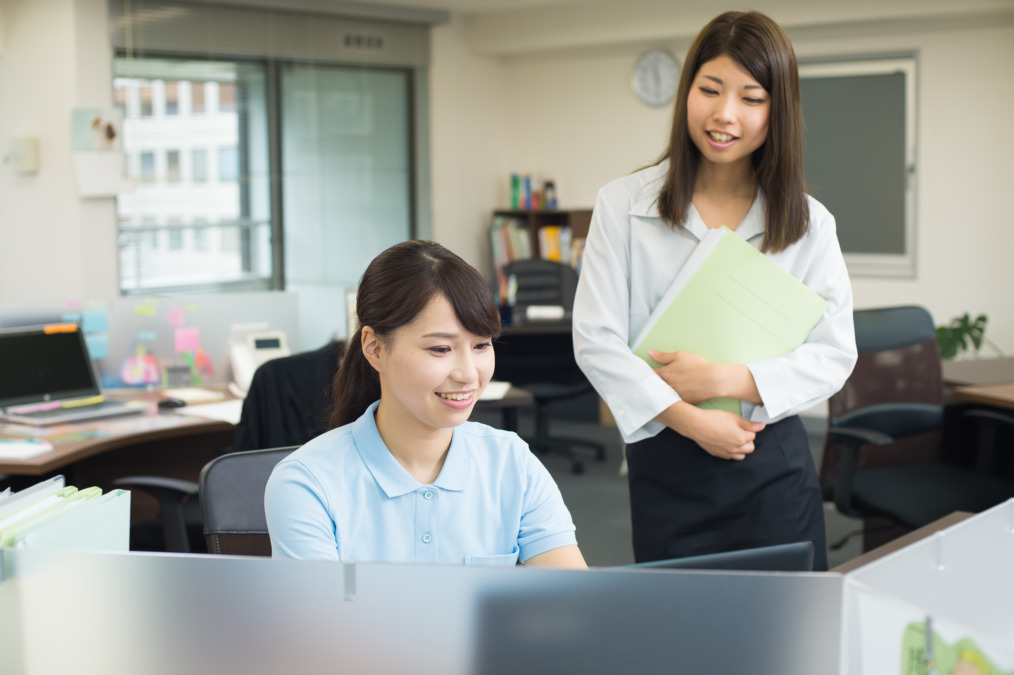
top-left (168, 307), bottom-right (185, 327)
top-left (174, 326), bottom-right (201, 354)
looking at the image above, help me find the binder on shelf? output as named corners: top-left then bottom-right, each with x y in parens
top-left (0, 475), bottom-right (130, 552)
top-left (631, 226), bottom-right (828, 415)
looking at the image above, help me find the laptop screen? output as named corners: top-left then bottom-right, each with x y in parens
top-left (0, 324), bottom-right (101, 409)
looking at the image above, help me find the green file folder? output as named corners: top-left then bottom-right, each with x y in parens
top-left (631, 226), bottom-right (828, 415)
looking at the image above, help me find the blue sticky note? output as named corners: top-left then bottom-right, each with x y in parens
top-left (62, 312), bottom-right (82, 323)
top-left (138, 331), bottom-right (157, 341)
top-left (85, 333), bottom-right (109, 360)
top-left (82, 308), bottom-right (109, 334)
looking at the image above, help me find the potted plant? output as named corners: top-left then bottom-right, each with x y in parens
top-left (936, 313), bottom-right (1003, 360)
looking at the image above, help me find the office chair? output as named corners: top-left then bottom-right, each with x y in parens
top-left (200, 446), bottom-right (297, 556)
top-left (498, 259), bottom-right (607, 474)
top-left (820, 305), bottom-right (1014, 550)
top-left (233, 340), bottom-right (343, 451)
top-left (115, 341), bottom-right (342, 553)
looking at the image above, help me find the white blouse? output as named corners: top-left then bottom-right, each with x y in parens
top-left (572, 161), bottom-right (857, 444)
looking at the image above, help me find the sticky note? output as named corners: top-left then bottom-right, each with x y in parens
top-left (168, 307), bottom-right (185, 327)
top-left (138, 331), bottom-right (157, 341)
top-left (135, 305), bottom-right (157, 317)
top-left (66, 299), bottom-right (82, 308)
top-left (82, 307), bottom-right (109, 333)
top-left (85, 333), bottom-right (109, 359)
top-left (174, 326), bottom-right (201, 354)
top-left (62, 313), bottom-right (82, 323)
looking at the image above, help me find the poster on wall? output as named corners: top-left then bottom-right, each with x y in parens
top-left (71, 108), bottom-right (133, 198)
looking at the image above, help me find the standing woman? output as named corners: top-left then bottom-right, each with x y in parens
top-left (266, 240), bottom-right (586, 568)
top-left (572, 11), bottom-right (856, 570)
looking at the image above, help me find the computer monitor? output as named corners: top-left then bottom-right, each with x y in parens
top-left (628, 541), bottom-right (815, 573)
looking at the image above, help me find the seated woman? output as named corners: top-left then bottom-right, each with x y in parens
top-left (265, 240), bottom-right (587, 568)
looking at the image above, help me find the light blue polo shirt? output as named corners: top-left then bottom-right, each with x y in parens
top-left (264, 401), bottom-right (578, 565)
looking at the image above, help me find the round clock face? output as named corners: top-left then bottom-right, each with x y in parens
top-left (631, 49), bottom-right (680, 108)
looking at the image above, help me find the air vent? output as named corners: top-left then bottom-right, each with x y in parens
top-left (341, 32), bottom-right (386, 52)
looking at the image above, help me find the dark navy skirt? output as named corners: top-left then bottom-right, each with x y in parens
top-left (626, 415), bottom-right (828, 570)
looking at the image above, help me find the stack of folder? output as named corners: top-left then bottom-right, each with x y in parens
top-left (0, 476), bottom-right (130, 551)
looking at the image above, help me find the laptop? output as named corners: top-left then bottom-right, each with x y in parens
top-left (0, 323), bottom-right (147, 426)
top-left (628, 541), bottom-right (815, 573)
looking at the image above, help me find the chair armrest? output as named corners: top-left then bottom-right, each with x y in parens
top-left (825, 426), bottom-right (896, 518)
top-left (113, 476), bottom-right (199, 553)
top-left (961, 408), bottom-right (1014, 428)
top-left (113, 475), bottom-right (199, 497)
top-left (826, 426), bottom-right (893, 447)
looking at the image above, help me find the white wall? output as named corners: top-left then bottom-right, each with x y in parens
top-left (0, 0), bottom-right (117, 302)
top-left (428, 13), bottom-right (510, 270)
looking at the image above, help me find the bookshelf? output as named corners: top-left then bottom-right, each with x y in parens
top-left (489, 209), bottom-right (592, 282)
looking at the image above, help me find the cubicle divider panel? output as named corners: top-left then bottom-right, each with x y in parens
top-left (2, 549), bottom-right (844, 674)
top-left (842, 499), bottom-right (1014, 674)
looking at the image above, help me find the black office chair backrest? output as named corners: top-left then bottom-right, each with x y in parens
top-left (199, 446), bottom-right (297, 556)
top-left (820, 305), bottom-right (944, 485)
top-left (502, 259), bottom-right (578, 310)
top-left (233, 341), bottom-right (343, 452)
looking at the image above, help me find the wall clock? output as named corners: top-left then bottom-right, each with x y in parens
top-left (631, 49), bottom-right (680, 108)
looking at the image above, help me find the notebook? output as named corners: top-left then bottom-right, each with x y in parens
top-left (0, 323), bottom-right (147, 427)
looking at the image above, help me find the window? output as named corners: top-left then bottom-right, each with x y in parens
top-left (800, 56), bottom-right (917, 277)
top-left (218, 146), bottom-right (238, 183)
top-left (191, 149), bottom-right (207, 183)
top-left (166, 150), bottom-right (181, 183)
top-left (168, 218), bottom-right (184, 250)
top-left (140, 84), bottom-right (153, 117)
top-left (139, 151), bottom-right (156, 183)
top-left (165, 81), bottom-right (179, 115)
top-left (112, 45), bottom-right (419, 310)
top-left (115, 59), bottom-right (272, 291)
top-left (218, 82), bottom-right (236, 113)
top-left (191, 82), bottom-right (206, 114)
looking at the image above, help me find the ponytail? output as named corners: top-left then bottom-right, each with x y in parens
top-left (328, 328), bottom-right (381, 430)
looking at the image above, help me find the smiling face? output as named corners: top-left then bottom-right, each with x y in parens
top-left (686, 53), bottom-right (771, 170)
top-left (366, 293), bottom-right (495, 437)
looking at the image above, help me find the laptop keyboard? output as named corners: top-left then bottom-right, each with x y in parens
top-left (18, 400), bottom-right (128, 420)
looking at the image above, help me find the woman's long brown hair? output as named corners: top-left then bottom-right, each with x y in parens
top-left (329, 240), bottom-right (501, 430)
top-left (656, 11), bottom-right (809, 252)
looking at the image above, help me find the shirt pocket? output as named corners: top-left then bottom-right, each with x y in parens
top-left (464, 547), bottom-right (519, 566)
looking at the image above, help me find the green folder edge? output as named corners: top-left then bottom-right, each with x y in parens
top-left (631, 227), bottom-right (828, 416)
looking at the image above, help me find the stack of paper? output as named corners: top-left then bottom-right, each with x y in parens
top-left (0, 475), bottom-right (130, 551)
top-left (631, 226), bottom-right (828, 415)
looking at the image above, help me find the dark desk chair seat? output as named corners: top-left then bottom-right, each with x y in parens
top-left (821, 306), bottom-right (1014, 551)
top-left (200, 446), bottom-right (296, 556)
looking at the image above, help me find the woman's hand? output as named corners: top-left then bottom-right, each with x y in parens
top-left (649, 349), bottom-right (762, 405)
top-left (648, 349), bottom-right (720, 403)
top-left (656, 402), bottom-right (765, 461)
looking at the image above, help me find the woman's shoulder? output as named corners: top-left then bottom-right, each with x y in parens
top-left (804, 193), bottom-right (835, 230)
top-left (597, 161), bottom-right (668, 207)
top-left (276, 425), bottom-right (357, 474)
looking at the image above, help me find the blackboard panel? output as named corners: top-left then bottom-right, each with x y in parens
top-left (801, 72), bottom-right (907, 255)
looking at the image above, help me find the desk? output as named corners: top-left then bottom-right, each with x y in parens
top-left (942, 356), bottom-right (1014, 387)
top-left (951, 382), bottom-right (1014, 411)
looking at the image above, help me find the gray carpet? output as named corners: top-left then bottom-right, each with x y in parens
top-left (472, 405), bottom-right (864, 569)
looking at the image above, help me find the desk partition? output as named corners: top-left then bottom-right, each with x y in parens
top-left (841, 499), bottom-right (1014, 673)
top-left (0, 550), bottom-right (842, 674)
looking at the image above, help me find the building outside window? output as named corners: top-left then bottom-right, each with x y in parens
top-left (167, 150), bottom-right (181, 183)
top-left (191, 82), bottom-right (206, 114)
top-left (191, 149), bottom-right (207, 183)
top-left (165, 81), bottom-right (179, 115)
